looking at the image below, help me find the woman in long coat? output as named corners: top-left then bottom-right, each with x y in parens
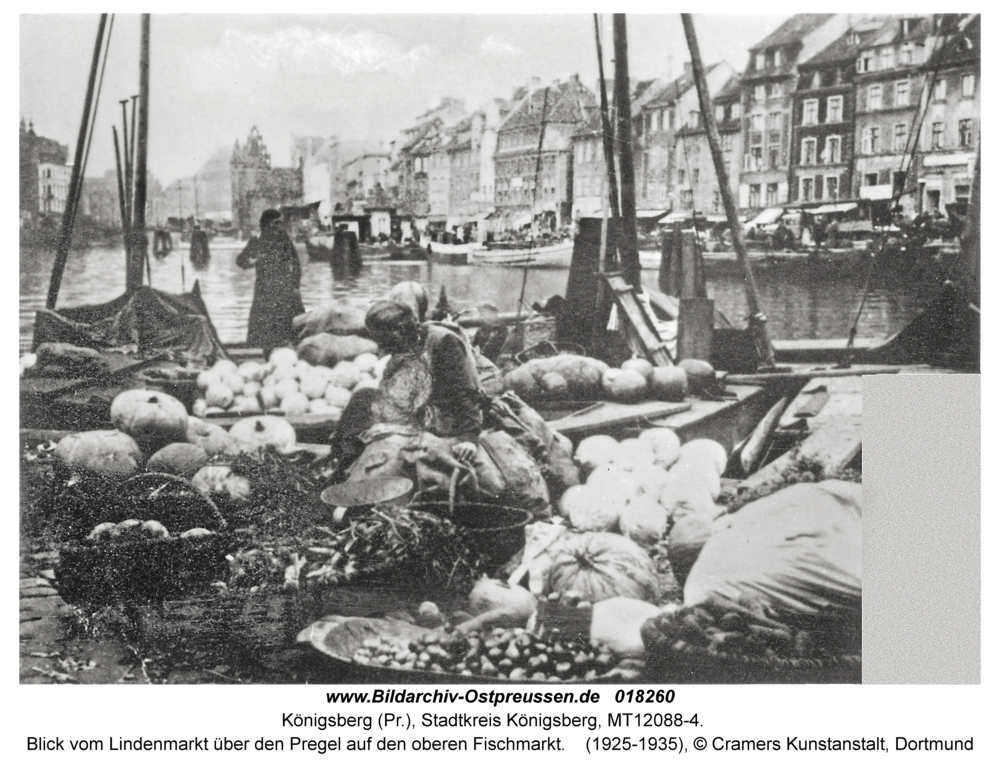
top-left (236, 209), bottom-right (305, 356)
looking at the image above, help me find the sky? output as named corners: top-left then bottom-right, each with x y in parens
top-left (18, 12), bottom-right (797, 187)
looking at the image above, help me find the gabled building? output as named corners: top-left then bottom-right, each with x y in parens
top-left (20, 120), bottom-right (71, 217)
top-left (494, 75), bottom-right (596, 231)
top-left (231, 126), bottom-right (303, 234)
top-left (852, 15), bottom-right (936, 216)
top-left (739, 14), bottom-right (852, 211)
top-left (671, 70), bottom-right (743, 217)
top-left (915, 13), bottom-right (980, 215)
top-left (632, 74), bottom-right (683, 212)
top-left (789, 23), bottom-right (882, 206)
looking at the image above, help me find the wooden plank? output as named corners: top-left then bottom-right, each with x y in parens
top-left (678, 297), bottom-right (714, 361)
top-left (793, 386), bottom-right (830, 418)
top-left (603, 272), bottom-right (673, 366)
top-left (725, 365), bottom-right (900, 384)
top-left (547, 401), bottom-right (690, 440)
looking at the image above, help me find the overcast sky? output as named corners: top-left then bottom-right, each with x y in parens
top-left (19, 12), bottom-right (796, 186)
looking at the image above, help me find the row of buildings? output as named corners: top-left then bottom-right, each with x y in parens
top-left (21, 13), bottom-right (978, 239)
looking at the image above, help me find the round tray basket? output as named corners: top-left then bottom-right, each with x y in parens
top-left (115, 472), bottom-right (227, 533)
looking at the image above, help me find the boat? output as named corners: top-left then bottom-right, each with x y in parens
top-left (424, 239), bottom-right (473, 265)
top-left (472, 239), bottom-right (574, 268)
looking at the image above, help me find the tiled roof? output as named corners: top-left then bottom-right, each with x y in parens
top-left (500, 78), bottom-right (596, 131)
top-left (924, 14), bottom-right (979, 70)
top-left (803, 26), bottom-right (881, 66)
top-left (643, 70), bottom-right (695, 108)
top-left (750, 14), bottom-right (836, 51)
top-left (713, 73), bottom-right (742, 101)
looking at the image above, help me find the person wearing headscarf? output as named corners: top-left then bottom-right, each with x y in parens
top-left (236, 209), bottom-right (305, 356)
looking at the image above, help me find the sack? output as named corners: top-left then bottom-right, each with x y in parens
top-left (293, 298), bottom-right (368, 337)
top-left (344, 426), bottom-right (423, 489)
top-left (683, 482), bottom-right (862, 628)
top-left (297, 333), bottom-right (378, 367)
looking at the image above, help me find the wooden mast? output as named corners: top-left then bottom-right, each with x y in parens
top-left (593, 14), bottom-right (620, 219)
top-left (681, 13), bottom-right (775, 369)
top-left (127, 13), bottom-right (150, 293)
top-left (46, 14), bottom-right (107, 310)
top-left (612, 14), bottom-right (642, 291)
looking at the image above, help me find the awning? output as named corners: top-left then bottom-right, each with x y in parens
top-left (659, 211), bottom-right (692, 224)
top-left (746, 207), bottom-right (785, 227)
top-left (805, 202), bottom-right (857, 215)
top-left (512, 213), bottom-right (533, 228)
top-left (635, 209), bottom-right (668, 219)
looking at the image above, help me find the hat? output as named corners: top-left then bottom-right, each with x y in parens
top-left (260, 209), bottom-right (282, 228)
top-left (365, 300), bottom-right (416, 337)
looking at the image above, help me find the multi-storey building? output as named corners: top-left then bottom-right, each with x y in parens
top-left (343, 152), bottom-right (392, 205)
top-left (789, 23), bottom-right (882, 206)
top-left (739, 14), bottom-right (851, 211)
top-left (447, 115), bottom-right (480, 230)
top-left (230, 126), bottom-right (303, 234)
top-left (915, 13), bottom-right (979, 215)
top-left (494, 75), bottom-right (596, 231)
top-left (632, 75), bottom-right (682, 212)
top-left (852, 15), bottom-right (938, 216)
top-left (570, 106), bottom-right (608, 219)
top-left (20, 120), bottom-right (71, 218)
top-left (295, 135), bottom-right (342, 221)
top-left (670, 72), bottom-right (743, 216)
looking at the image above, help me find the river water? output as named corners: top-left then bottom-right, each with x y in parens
top-left (19, 243), bottom-right (933, 350)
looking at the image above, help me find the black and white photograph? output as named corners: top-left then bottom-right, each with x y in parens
top-left (18, 9), bottom-right (980, 697)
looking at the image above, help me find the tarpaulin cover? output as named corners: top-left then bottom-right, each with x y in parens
top-left (32, 284), bottom-right (228, 365)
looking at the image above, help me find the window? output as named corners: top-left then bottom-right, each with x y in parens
top-left (768, 82), bottom-right (782, 99)
top-left (900, 44), bottom-right (913, 65)
top-left (826, 176), bottom-right (839, 200)
top-left (961, 74), bottom-right (976, 98)
top-left (678, 169), bottom-right (685, 185)
top-left (747, 147), bottom-right (763, 171)
top-left (768, 148), bottom-right (780, 170)
top-left (715, 104), bottom-right (724, 122)
top-left (954, 184), bottom-right (971, 206)
top-left (721, 133), bottom-right (733, 152)
top-left (713, 191), bottom-right (722, 212)
top-left (749, 184), bottom-right (761, 208)
top-left (868, 84), bottom-right (882, 110)
top-left (754, 84), bottom-right (766, 100)
top-left (931, 122), bottom-right (944, 150)
top-left (801, 177), bottom-right (813, 201)
top-left (892, 123), bottom-right (908, 152)
top-left (802, 137), bottom-right (817, 166)
top-left (959, 119), bottom-right (973, 147)
top-left (731, 102), bottom-right (741, 119)
top-left (864, 173), bottom-right (878, 187)
top-left (861, 126), bottom-right (879, 154)
top-left (857, 51), bottom-right (873, 72)
top-left (688, 111), bottom-right (699, 128)
top-left (803, 99), bottom-right (818, 125)
top-left (880, 47), bottom-right (894, 70)
top-left (934, 78), bottom-right (947, 101)
top-left (692, 169), bottom-right (700, 184)
top-left (755, 53), bottom-right (765, 70)
top-left (651, 110), bottom-right (660, 132)
top-left (765, 183), bottom-right (778, 206)
top-left (827, 96), bottom-right (843, 123)
top-left (825, 135), bottom-right (842, 164)
top-left (895, 80), bottom-right (910, 108)
top-left (774, 49), bottom-right (782, 67)
top-left (750, 113), bottom-right (764, 133)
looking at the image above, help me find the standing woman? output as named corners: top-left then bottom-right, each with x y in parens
top-left (236, 209), bottom-right (305, 357)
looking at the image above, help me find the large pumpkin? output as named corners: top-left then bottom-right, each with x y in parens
top-left (602, 368), bottom-right (648, 402)
top-left (547, 531), bottom-right (660, 603)
top-left (146, 442), bottom-right (210, 478)
top-left (109, 389), bottom-right (189, 453)
top-left (186, 417), bottom-right (237, 456)
top-left (229, 415), bottom-right (297, 452)
top-left (648, 366), bottom-right (688, 402)
top-left (55, 429), bottom-right (143, 480)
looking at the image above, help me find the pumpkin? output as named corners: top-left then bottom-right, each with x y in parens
top-left (621, 357), bottom-right (654, 382)
top-left (186, 417), bottom-right (238, 456)
top-left (353, 352), bottom-right (379, 374)
top-left (328, 360), bottom-right (362, 391)
top-left (602, 368), bottom-right (647, 402)
top-left (210, 359), bottom-right (239, 378)
top-left (271, 363), bottom-right (298, 383)
top-left (229, 415), bottom-right (296, 452)
top-left (574, 435), bottom-right (619, 476)
top-left (280, 392), bottom-right (310, 416)
top-left (540, 372), bottom-right (569, 399)
top-left (503, 367), bottom-right (540, 401)
top-left (586, 464), bottom-right (639, 501)
top-left (679, 439), bottom-right (729, 476)
top-left (241, 380), bottom-right (262, 398)
top-left (204, 381), bottom-right (235, 410)
top-left (299, 371), bottom-right (328, 400)
top-left (324, 384), bottom-right (352, 409)
top-left (237, 361), bottom-right (266, 383)
top-left (196, 369), bottom-right (220, 390)
top-left (308, 398), bottom-right (336, 414)
top-left (667, 461), bottom-right (721, 500)
top-left (547, 531), bottom-right (660, 603)
top-left (468, 577), bottom-right (537, 620)
top-left (191, 398), bottom-right (208, 418)
top-left (619, 495), bottom-right (670, 548)
top-left (258, 385), bottom-right (280, 411)
top-left (191, 465), bottom-right (252, 502)
top-left (222, 372), bottom-right (245, 395)
top-left (678, 359), bottom-right (715, 393)
top-left (629, 464), bottom-right (673, 498)
top-left (268, 347), bottom-right (299, 368)
top-left (608, 438), bottom-right (657, 473)
top-left (638, 428), bottom-right (681, 469)
top-left (560, 484), bottom-right (619, 532)
top-left (273, 378), bottom-right (300, 402)
top-left (230, 395), bottom-right (261, 413)
top-left (55, 429), bottom-right (143, 479)
top-left (110, 389), bottom-right (189, 453)
top-left (648, 366), bottom-right (688, 402)
top-left (145, 443), bottom-right (210, 478)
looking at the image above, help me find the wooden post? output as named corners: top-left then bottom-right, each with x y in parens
top-left (593, 14), bottom-right (620, 219)
top-left (681, 14), bottom-right (775, 369)
top-left (46, 14), bottom-right (107, 310)
top-left (612, 14), bottom-right (642, 292)
top-left (677, 230), bottom-right (714, 360)
top-left (128, 14), bottom-right (150, 293)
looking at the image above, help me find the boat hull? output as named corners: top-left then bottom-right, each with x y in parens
top-left (472, 241), bottom-right (573, 268)
top-left (425, 241), bottom-right (472, 265)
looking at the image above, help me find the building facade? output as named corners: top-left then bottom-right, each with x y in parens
top-left (494, 75), bottom-right (595, 231)
top-left (915, 14), bottom-right (980, 215)
top-left (739, 14), bottom-right (851, 211)
top-left (231, 126), bottom-right (304, 234)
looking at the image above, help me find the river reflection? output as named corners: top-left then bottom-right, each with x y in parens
top-left (19, 244), bottom-right (931, 350)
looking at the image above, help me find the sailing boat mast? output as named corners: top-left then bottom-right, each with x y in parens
top-left (612, 14), bottom-right (642, 291)
top-left (680, 14), bottom-right (775, 369)
top-left (127, 13), bottom-right (150, 293)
